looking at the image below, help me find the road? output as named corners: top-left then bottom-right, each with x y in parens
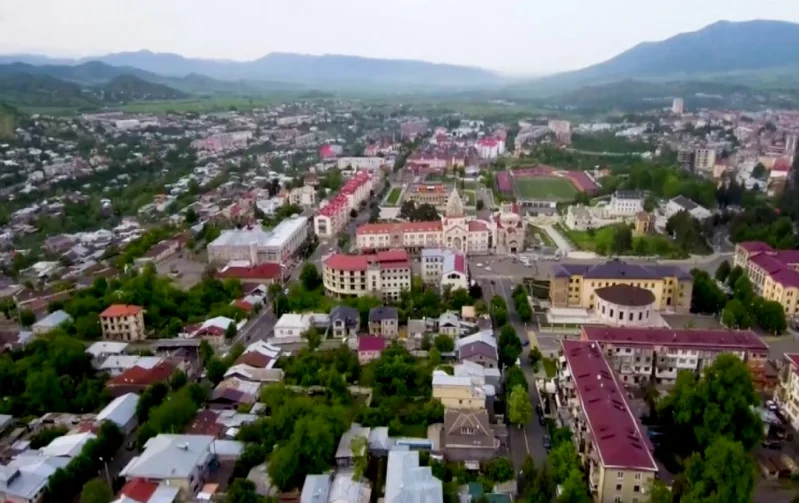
top-left (478, 275), bottom-right (549, 469)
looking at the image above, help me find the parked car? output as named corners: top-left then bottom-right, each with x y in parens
top-left (763, 439), bottom-right (782, 450)
top-left (543, 435), bottom-right (552, 452)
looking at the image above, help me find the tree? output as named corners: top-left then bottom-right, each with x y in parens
top-left (433, 334), bottom-right (454, 353)
top-left (19, 309), bottom-right (35, 328)
top-left (483, 457), bottom-right (514, 482)
top-left (732, 275), bottom-right (754, 305)
top-left (657, 354), bottom-right (761, 455)
top-left (753, 298), bottom-right (787, 335)
top-left (476, 199), bottom-right (485, 210)
top-left (80, 478), bottom-right (113, 503)
top-left (351, 436), bottom-right (368, 480)
top-left (184, 207), bottom-right (198, 224)
top-left (303, 326), bottom-right (322, 350)
top-left (225, 321), bottom-right (238, 340)
top-left (611, 225), bottom-right (633, 254)
top-left (752, 162), bottom-right (767, 180)
top-left (349, 208), bottom-right (358, 218)
top-left (199, 339), bottom-right (214, 366)
top-left (715, 260), bottom-right (731, 283)
top-left (690, 269), bottom-right (727, 314)
top-left (648, 480), bottom-right (674, 503)
top-left (226, 479), bottom-right (264, 503)
top-left (557, 468), bottom-right (591, 503)
top-left (682, 437), bottom-right (755, 503)
top-left (528, 346), bottom-right (543, 369)
top-left (548, 441), bottom-right (580, 484)
top-left (726, 265), bottom-right (744, 289)
top-left (504, 366), bottom-right (528, 392)
top-left (206, 356), bottom-right (228, 385)
top-left (300, 263), bottom-right (322, 291)
top-left (498, 324), bottom-right (522, 368)
top-left (508, 385), bottom-right (532, 427)
top-left (721, 299), bottom-right (751, 329)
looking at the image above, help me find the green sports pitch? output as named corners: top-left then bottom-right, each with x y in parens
top-left (513, 176), bottom-right (578, 201)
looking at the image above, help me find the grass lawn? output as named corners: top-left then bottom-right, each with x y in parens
top-left (463, 190), bottom-right (476, 206)
top-left (528, 225), bottom-right (555, 247)
top-left (565, 224), bottom-right (688, 258)
top-left (513, 176), bottom-right (577, 201)
top-left (542, 358), bottom-right (558, 378)
top-left (386, 187), bottom-right (402, 205)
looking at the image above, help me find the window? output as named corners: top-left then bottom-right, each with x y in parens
top-left (617, 471), bottom-right (624, 480)
top-left (634, 472), bottom-right (642, 480)
top-left (634, 485), bottom-right (641, 492)
top-left (616, 484), bottom-right (622, 491)
top-left (461, 427), bottom-right (474, 435)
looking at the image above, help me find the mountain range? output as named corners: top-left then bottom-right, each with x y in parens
top-left (1, 19), bottom-right (799, 108)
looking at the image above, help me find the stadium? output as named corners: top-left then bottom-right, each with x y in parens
top-left (495, 166), bottom-right (599, 203)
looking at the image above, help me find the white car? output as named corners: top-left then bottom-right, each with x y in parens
top-left (485, 266), bottom-right (492, 271)
top-left (766, 400), bottom-right (778, 411)
top-left (476, 263), bottom-right (484, 267)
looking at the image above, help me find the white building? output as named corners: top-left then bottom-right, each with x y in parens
top-left (476, 138), bottom-right (505, 159)
top-left (207, 216), bottom-right (309, 265)
top-left (315, 171), bottom-right (374, 238)
top-left (672, 98), bottom-right (684, 115)
top-left (694, 148), bottom-right (717, 171)
top-left (420, 248), bottom-right (469, 292)
top-left (288, 185), bottom-right (316, 207)
top-left (665, 196), bottom-right (712, 221)
top-left (608, 191), bottom-right (645, 216)
top-left (336, 157), bottom-right (385, 172)
top-left (273, 314), bottom-right (313, 340)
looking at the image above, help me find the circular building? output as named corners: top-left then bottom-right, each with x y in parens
top-left (594, 284), bottom-right (656, 326)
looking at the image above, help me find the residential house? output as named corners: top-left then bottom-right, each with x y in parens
top-left (438, 313), bottom-right (461, 337)
top-left (31, 309), bottom-right (72, 334)
top-left (369, 307), bottom-right (399, 338)
top-left (329, 305), bottom-right (359, 339)
top-left (432, 371), bottom-right (487, 410)
top-left (0, 456), bottom-right (70, 503)
top-left (86, 341), bottom-right (129, 368)
top-left (96, 392), bottom-right (139, 435)
top-left (209, 378), bottom-right (261, 410)
top-left (384, 449), bottom-right (442, 503)
top-left (113, 479), bottom-right (180, 503)
top-left (100, 304), bottom-right (146, 341)
top-left (300, 474), bottom-right (332, 503)
top-left (358, 336), bottom-right (386, 364)
top-left (442, 409), bottom-right (500, 462)
top-left (335, 423), bottom-right (371, 469)
top-left (224, 341), bottom-right (285, 383)
top-left (456, 331), bottom-right (499, 369)
top-left (329, 471), bottom-right (371, 503)
top-left (120, 434), bottom-right (243, 497)
top-left (665, 196), bottom-right (712, 221)
top-left (273, 313), bottom-right (313, 340)
top-left (106, 360), bottom-right (176, 397)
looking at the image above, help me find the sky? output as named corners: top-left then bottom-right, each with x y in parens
top-left (2, 0), bottom-right (799, 75)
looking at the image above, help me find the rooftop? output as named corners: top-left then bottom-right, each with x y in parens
top-left (96, 392), bottom-right (139, 428)
top-left (581, 325), bottom-right (768, 352)
top-left (263, 215), bottom-right (309, 248)
top-left (562, 340), bottom-right (658, 471)
top-left (385, 449), bottom-right (442, 503)
top-left (324, 250), bottom-right (410, 272)
top-left (100, 304), bottom-right (143, 318)
top-left (594, 284), bottom-right (656, 307)
top-left (121, 434), bottom-right (215, 480)
top-left (553, 259), bottom-right (692, 281)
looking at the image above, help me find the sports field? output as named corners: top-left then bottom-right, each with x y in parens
top-left (513, 176), bottom-right (577, 201)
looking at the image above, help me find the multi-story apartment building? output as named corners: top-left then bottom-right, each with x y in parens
top-left (776, 353), bottom-right (799, 430)
top-left (476, 138), bottom-right (505, 159)
top-left (734, 242), bottom-right (799, 316)
top-left (580, 326), bottom-right (769, 387)
top-left (356, 190), bottom-right (517, 256)
top-left (548, 120), bottom-right (572, 144)
top-left (207, 217), bottom-right (310, 265)
top-left (432, 371), bottom-right (486, 410)
top-left (671, 98), bottom-right (684, 115)
top-left (420, 248), bottom-right (468, 292)
top-left (322, 250), bottom-right (412, 301)
top-left (336, 157), bottom-right (385, 171)
top-left (550, 260), bottom-right (693, 313)
top-left (693, 148), bottom-right (717, 171)
top-left (314, 171), bottom-right (374, 238)
top-left (100, 304), bottom-right (146, 341)
top-left (557, 340), bottom-right (658, 503)
top-left (288, 185), bottom-right (316, 207)
top-left (608, 191), bottom-right (645, 216)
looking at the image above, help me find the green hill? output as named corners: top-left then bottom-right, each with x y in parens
top-left (98, 75), bottom-right (189, 101)
top-left (0, 103), bottom-right (20, 140)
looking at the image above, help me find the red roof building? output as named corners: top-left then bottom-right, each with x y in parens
top-left (358, 336), bottom-right (386, 363)
top-left (217, 262), bottom-right (283, 284)
top-left (323, 250), bottom-right (412, 301)
top-left (734, 242), bottom-right (799, 317)
top-left (106, 360), bottom-right (176, 397)
top-left (560, 340), bottom-right (657, 498)
top-left (100, 304), bottom-right (143, 318)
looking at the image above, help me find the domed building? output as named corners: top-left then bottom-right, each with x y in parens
top-left (594, 284), bottom-right (656, 327)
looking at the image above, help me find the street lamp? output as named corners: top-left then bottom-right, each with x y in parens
top-left (98, 456), bottom-right (112, 487)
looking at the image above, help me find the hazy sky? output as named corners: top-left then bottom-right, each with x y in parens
top-left (2, 0), bottom-right (799, 75)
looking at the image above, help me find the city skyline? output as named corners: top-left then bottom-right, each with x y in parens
top-left (2, 0), bottom-right (799, 75)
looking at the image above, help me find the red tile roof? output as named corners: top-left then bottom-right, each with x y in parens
top-left (785, 354), bottom-right (799, 375)
top-left (217, 262), bottom-right (282, 280)
top-left (562, 340), bottom-right (658, 471)
top-left (581, 326), bottom-right (768, 352)
top-left (359, 336), bottom-right (386, 352)
top-left (738, 241), bottom-right (774, 254)
top-left (748, 251), bottom-right (799, 288)
top-left (323, 250), bottom-right (410, 272)
top-left (356, 220), bottom-right (442, 236)
top-left (185, 409), bottom-right (224, 437)
top-left (107, 360), bottom-right (176, 388)
top-left (100, 304), bottom-right (143, 318)
top-left (119, 479), bottom-right (159, 503)
top-left (317, 172), bottom-right (371, 217)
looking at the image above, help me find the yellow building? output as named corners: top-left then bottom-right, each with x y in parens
top-left (558, 341), bottom-right (657, 503)
top-left (100, 304), bottom-right (146, 341)
top-left (776, 354), bottom-right (799, 431)
top-left (633, 211), bottom-right (655, 236)
top-left (432, 371), bottom-right (486, 410)
top-left (550, 260), bottom-right (693, 313)
top-left (734, 242), bottom-right (799, 316)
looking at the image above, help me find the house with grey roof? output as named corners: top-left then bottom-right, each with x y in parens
top-left (456, 331), bottom-right (498, 369)
top-left (96, 392), bottom-right (139, 434)
top-left (442, 409), bottom-right (500, 462)
top-left (385, 449), bottom-right (442, 503)
top-left (437, 312), bottom-right (461, 337)
top-left (31, 310), bottom-right (72, 334)
top-left (301, 474), bottom-right (332, 503)
top-left (0, 455), bottom-right (69, 503)
top-left (369, 307), bottom-right (398, 338)
top-left (329, 306), bottom-right (359, 339)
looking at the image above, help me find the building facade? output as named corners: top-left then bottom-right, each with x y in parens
top-left (579, 325), bottom-right (769, 387)
top-left (694, 148), bottom-right (717, 171)
top-left (557, 340), bottom-right (658, 503)
top-left (421, 248), bottom-right (468, 292)
top-left (100, 304), bottom-right (146, 341)
top-left (734, 242), bottom-right (799, 316)
top-left (207, 217), bottom-right (310, 265)
top-left (432, 372), bottom-right (486, 410)
top-left (405, 183), bottom-right (451, 206)
top-left (314, 171), bottom-right (374, 238)
top-left (608, 191), bottom-right (645, 216)
top-left (323, 250), bottom-right (412, 301)
top-left (777, 354), bottom-right (799, 431)
top-left (550, 260), bottom-right (693, 313)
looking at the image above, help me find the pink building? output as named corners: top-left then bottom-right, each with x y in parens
top-left (314, 171), bottom-right (374, 238)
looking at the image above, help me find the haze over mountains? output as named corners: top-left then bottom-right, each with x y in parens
top-left (0, 19), bottom-right (798, 105)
